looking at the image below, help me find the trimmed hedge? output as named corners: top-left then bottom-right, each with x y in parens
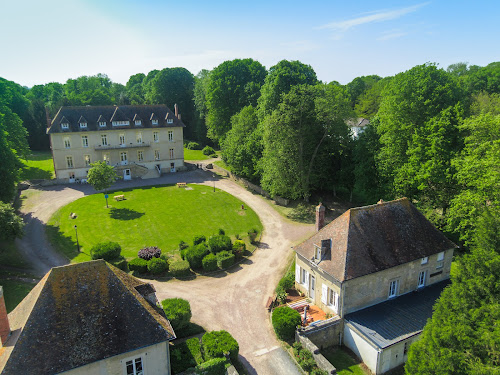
top-left (161, 298), bottom-right (192, 331)
top-left (170, 259), bottom-right (191, 277)
top-left (216, 251), bottom-right (235, 269)
top-left (90, 241), bottom-right (121, 261)
top-left (202, 330), bottom-right (239, 362)
top-left (196, 357), bottom-right (227, 375)
top-left (193, 235), bottom-right (206, 245)
top-left (248, 229), bottom-right (258, 243)
top-left (202, 145), bottom-right (215, 156)
top-left (128, 257), bottom-right (148, 273)
top-left (185, 243), bottom-right (210, 270)
top-left (202, 253), bottom-right (218, 272)
top-left (170, 342), bottom-right (196, 374)
top-left (109, 257), bottom-right (128, 272)
top-left (232, 240), bottom-right (246, 259)
top-left (148, 257), bottom-right (168, 274)
top-left (272, 306), bottom-right (301, 341)
top-left (186, 337), bottom-right (204, 365)
top-left (138, 246), bottom-right (161, 260)
top-left (208, 235), bottom-right (232, 254)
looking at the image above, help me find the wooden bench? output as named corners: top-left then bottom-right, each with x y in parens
top-left (113, 195), bottom-right (125, 201)
top-left (265, 295), bottom-right (276, 311)
top-left (176, 182), bottom-right (187, 188)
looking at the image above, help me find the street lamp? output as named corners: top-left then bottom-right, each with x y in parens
top-left (74, 225), bottom-right (80, 252)
top-left (213, 173), bottom-right (216, 192)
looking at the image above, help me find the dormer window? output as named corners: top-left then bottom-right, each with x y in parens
top-left (314, 245), bottom-right (321, 261)
top-left (135, 120), bottom-right (142, 126)
top-left (99, 121), bottom-right (106, 127)
top-left (167, 119), bottom-right (173, 124)
top-left (80, 122), bottom-right (87, 129)
top-left (152, 119), bottom-right (158, 126)
top-left (112, 120), bottom-right (129, 127)
top-left (61, 123), bottom-right (69, 130)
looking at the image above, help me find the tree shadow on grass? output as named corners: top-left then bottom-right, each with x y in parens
top-left (109, 207), bottom-right (145, 220)
top-left (45, 223), bottom-right (81, 260)
top-left (19, 166), bottom-right (53, 180)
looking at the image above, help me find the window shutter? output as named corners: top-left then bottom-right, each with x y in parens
top-left (321, 284), bottom-right (328, 304)
top-left (305, 271), bottom-right (309, 286)
top-left (295, 265), bottom-right (301, 283)
top-left (334, 293), bottom-right (339, 314)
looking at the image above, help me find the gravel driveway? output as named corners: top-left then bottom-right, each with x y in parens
top-left (17, 168), bottom-right (315, 374)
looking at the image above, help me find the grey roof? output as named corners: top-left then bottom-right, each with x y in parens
top-left (345, 280), bottom-right (450, 349)
top-left (295, 198), bottom-right (457, 282)
top-left (347, 117), bottom-right (370, 127)
top-left (47, 105), bottom-right (185, 134)
top-left (0, 260), bottom-right (175, 375)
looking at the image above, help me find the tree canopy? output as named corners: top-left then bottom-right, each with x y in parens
top-left (87, 161), bottom-right (118, 192)
top-left (0, 201), bottom-right (24, 240)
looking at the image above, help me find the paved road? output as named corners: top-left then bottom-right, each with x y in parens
top-left (16, 168), bottom-right (315, 374)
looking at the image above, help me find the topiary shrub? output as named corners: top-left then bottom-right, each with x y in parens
top-left (186, 141), bottom-right (200, 150)
top-left (216, 251), bottom-right (235, 269)
top-left (109, 257), bottom-right (128, 272)
top-left (272, 306), bottom-right (301, 341)
top-left (193, 235), bottom-right (206, 245)
top-left (138, 246), bottom-right (161, 260)
top-left (185, 243), bottom-right (210, 270)
top-left (202, 253), bottom-right (218, 272)
top-left (202, 330), bottom-right (239, 363)
top-left (128, 257), bottom-right (148, 274)
top-left (161, 298), bottom-right (192, 331)
top-left (179, 240), bottom-right (189, 251)
top-left (148, 257), bottom-right (168, 274)
top-left (232, 240), bottom-right (246, 259)
top-left (202, 145), bottom-right (215, 156)
top-left (248, 228), bottom-right (258, 243)
top-left (218, 228), bottom-right (225, 235)
top-left (208, 235), bottom-right (232, 253)
top-left (196, 357), bottom-right (227, 375)
top-left (90, 241), bottom-right (121, 261)
top-left (186, 337), bottom-right (204, 365)
top-left (170, 259), bottom-right (191, 277)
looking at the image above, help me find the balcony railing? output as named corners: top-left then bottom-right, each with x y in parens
top-left (94, 142), bottom-right (150, 150)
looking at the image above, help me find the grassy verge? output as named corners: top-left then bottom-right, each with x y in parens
top-left (19, 151), bottom-right (55, 180)
top-left (47, 184), bottom-right (263, 262)
top-left (321, 347), bottom-right (370, 375)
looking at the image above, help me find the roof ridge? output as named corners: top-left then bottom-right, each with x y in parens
top-left (342, 210), bottom-right (352, 280)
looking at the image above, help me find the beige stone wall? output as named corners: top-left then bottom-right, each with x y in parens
top-left (342, 249), bottom-right (453, 315)
top-left (50, 127), bottom-right (184, 180)
top-left (60, 341), bottom-right (170, 375)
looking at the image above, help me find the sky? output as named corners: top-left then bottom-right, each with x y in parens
top-left (1, 0), bottom-right (499, 87)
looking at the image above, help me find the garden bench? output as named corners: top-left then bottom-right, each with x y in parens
top-left (113, 194), bottom-right (125, 201)
top-left (265, 295), bottom-right (276, 311)
top-left (177, 182), bottom-right (187, 188)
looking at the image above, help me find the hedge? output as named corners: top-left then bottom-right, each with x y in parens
top-left (170, 259), bottom-right (191, 277)
top-left (193, 235), bottom-right (206, 245)
top-left (216, 251), bottom-right (235, 269)
top-left (186, 337), bottom-right (204, 365)
top-left (276, 261), bottom-right (295, 294)
top-left (208, 235), bottom-right (232, 254)
top-left (185, 243), bottom-right (210, 270)
top-left (148, 257), bottom-right (168, 274)
top-left (232, 240), bottom-right (246, 259)
top-left (138, 246), bottom-right (161, 260)
top-left (202, 145), bottom-right (215, 156)
top-left (170, 342), bottom-right (197, 374)
top-left (128, 257), bottom-right (148, 273)
top-left (161, 298), bottom-right (192, 331)
top-left (109, 257), bottom-right (128, 272)
top-left (202, 253), bottom-right (218, 272)
top-left (196, 357), bottom-right (227, 375)
top-left (202, 330), bottom-right (239, 362)
top-left (248, 229), bottom-right (258, 243)
top-left (90, 241), bottom-right (121, 261)
top-left (272, 306), bottom-right (301, 341)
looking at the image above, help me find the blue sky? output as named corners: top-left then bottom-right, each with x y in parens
top-left (1, 0), bottom-right (499, 87)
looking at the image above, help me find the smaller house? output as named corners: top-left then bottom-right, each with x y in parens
top-left (0, 260), bottom-right (176, 375)
top-left (346, 117), bottom-right (369, 138)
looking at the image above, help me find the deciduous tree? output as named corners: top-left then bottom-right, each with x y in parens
top-left (0, 202), bottom-right (23, 240)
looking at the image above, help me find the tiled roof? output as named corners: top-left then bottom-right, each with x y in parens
top-left (345, 280), bottom-right (450, 349)
top-left (47, 105), bottom-right (185, 134)
top-left (0, 260), bottom-right (175, 375)
top-left (346, 117), bottom-right (370, 127)
top-left (295, 198), bottom-right (457, 282)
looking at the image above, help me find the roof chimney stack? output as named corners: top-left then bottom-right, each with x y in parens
top-left (0, 286), bottom-right (11, 345)
top-left (174, 103), bottom-right (178, 119)
top-left (378, 199), bottom-right (384, 204)
top-left (315, 203), bottom-right (326, 231)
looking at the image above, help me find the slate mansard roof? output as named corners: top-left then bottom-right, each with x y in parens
top-left (47, 104), bottom-right (185, 134)
top-left (0, 260), bottom-right (175, 375)
top-left (294, 198), bottom-right (457, 282)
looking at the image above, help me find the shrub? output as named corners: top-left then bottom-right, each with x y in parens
top-left (202, 330), bottom-right (239, 362)
top-left (179, 240), bottom-right (189, 251)
top-left (202, 145), bottom-right (215, 156)
top-left (193, 235), bottom-right (206, 246)
top-left (186, 141), bottom-right (200, 150)
top-left (276, 261), bottom-right (295, 293)
top-left (170, 342), bottom-right (196, 374)
top-left (186, 337), bottom-right (204, 365)
top-left (161, 298), bottom-right (192, 331)
top-left (185, 243), bottom-right (210, 270)
top-left (196, 357), bottom-right (227, 375)
top-left (216, 251), bottom-right (235, 269)
top-left (232, 240), bottom-right (246, 259)
top-left (248, 228), bottom-right (258, 243)
top-left (109, 257), bottom-right (128, 272)
top-left (128, 257), bottom-right (148, 274)
top-left (272, 306), bottom-right (301, 341)
top-left (148, 257), bottom-right (168, 274)
top-left (218, 228), bottom-right (225, 235)
top-left (208, 235), bottom-right (232, 253)
top-left (138, 246), bottom-right (161, 260)
top-left (202, 253), bottom-right (218, 272)
top-left (170, 259), bottom-right (191, 277)
top-left (90, 241), bottom-right (121, 261)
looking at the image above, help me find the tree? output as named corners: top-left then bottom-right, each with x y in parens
top-left (0, 201), bottom-right (23, 240)
top-left (346, 75), bottom-right (381, 108)
top-left (193, 69), bottom-right (211, 142)
top-left (354, 77), bottom-right (392, 118)
top-left (87, 162), bottom-right (117, 207)
top-left (0, 124), bottom-right (19, 203)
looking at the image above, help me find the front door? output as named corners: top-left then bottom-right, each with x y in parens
top-left (123, 169), bottom-right (131, 180)
top-left (170, 162), bottom-right (176, 173)
top-left (309, 275), bottom-right (316, 300)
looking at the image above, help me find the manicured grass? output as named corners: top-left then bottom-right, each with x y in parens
top-left (0, 278), bottom-right (35, 313)
top-left (19, 151), bottom-right (55, 180)
top-left (0, 241), bottom-right (29, 269)
top-left (214, 160), bottom-right (231, 170)
top-left (321, 347), bottom-right (370, 375)
top-left (183, 148), bottom-right (211, 161)
top-left (47, 184), bottom-right (262, 262)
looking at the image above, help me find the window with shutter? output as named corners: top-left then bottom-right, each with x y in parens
top-left (321, 284), bottom-right (328, 304)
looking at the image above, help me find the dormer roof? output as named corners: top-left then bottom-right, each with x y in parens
top-left (97, 114), bottom-right (107, 123)
top-left (110, 107), bottom-right (130, 122)
top-left (133, 113), bottom-right (142, 122)
top-left (150, 112), bottom-right (158, 121)
top-left (59, 116), bottom-right (69, 125)
top-left (77, 115), bottom-right (87, 123)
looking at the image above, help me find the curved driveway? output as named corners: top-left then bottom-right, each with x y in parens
top-left (17, 169), bottom-right (315, 375)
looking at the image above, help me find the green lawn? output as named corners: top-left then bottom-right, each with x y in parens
top-left (19, 151), bottom-right (55, 180)
top-left (183, 148), bottom-right (212, 161)
top-left (0, 278), bottom-right (35, 313)
top-left (321, 347), bottom-right (370, 375)
top-left (47, 184), bottom-right (262, 262)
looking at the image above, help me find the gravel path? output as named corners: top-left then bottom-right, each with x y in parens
top-left (17, 168), bottom-right (315, 374)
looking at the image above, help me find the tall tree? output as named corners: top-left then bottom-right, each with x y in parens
top-left (346, 75), bottom-right (381, 109)
top-left (126, 73), bottom-right (146, 105)
top-left (0, 201), bottom-right (24, 240)
top-left (193, 69), bottom-right (211, 142)
top-left (0, 119), bottom-right (19, 203)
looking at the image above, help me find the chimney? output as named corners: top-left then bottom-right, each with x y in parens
top-left (174, 103), bottom-right (178, 118)
top-left (0, 286), bottom-right (11, 345)
top-left (378, 199), bottom-right (384, 204)
top-left (315, 203), bottom-right (326, 231)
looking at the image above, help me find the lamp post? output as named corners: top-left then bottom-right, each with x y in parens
top-left (213, 173), bottom-right (216, 192)
top-left (74, 225), bottom-right (80, 252)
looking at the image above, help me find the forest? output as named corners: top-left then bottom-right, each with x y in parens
top-left (0, 60), bottom-right (499, 374)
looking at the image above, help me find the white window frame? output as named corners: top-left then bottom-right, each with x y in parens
top-left (61, 123), bottom-right (69, 130)
top-left (314, 245), bottom-right (321, 261)
top-left (168, 130), bottom-right (173, 142)
top-left (153, 131), bottom-right (159, 142)
top-left (136, 132), bottom-right (143, 144)
top-left (81, 135), bottom-right (88, 148)
top-left (79, 122), bottom-right (87, 129)
top-left (84, 155), bottom-right (91, 167)
top-left (112, 120), bottom-right (129, 127)
top-left (101, 134), bottom-right (108, 146)
top-left (301, 269), bottom-right (308, 285)
top-left (388, 279), bottom-right (399, 299)
top-left (119, 134), bottom-right (126, 145)
top-left (154, 150), bottom-right (160, 161)
top-left (421, 257), bottom-right (428, 265)
top-left (66, 156), bottom-right (73, 168)
top-left (103, 153), bottom-right (110, 165)
top-left (99, 121), bottom-right (106, 127)
top-left (63, 137), bottom-right (71, 149)
top-left (152, 119), bottom-right (158, 125)
top-left (169, 148), bottom-right (174, 159)
top-left (123, 356), bottom-right (144, 375)
top-left (167, 118), bottom-right (173, 124)
top-left (137, 150), bottom-right (143, 162)
top-left (418, 270), bottom-right (426, 288)
top-left (135, 120), bottom-right (142, 126)
top-left (436, 251), bottom-right (445, 269)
